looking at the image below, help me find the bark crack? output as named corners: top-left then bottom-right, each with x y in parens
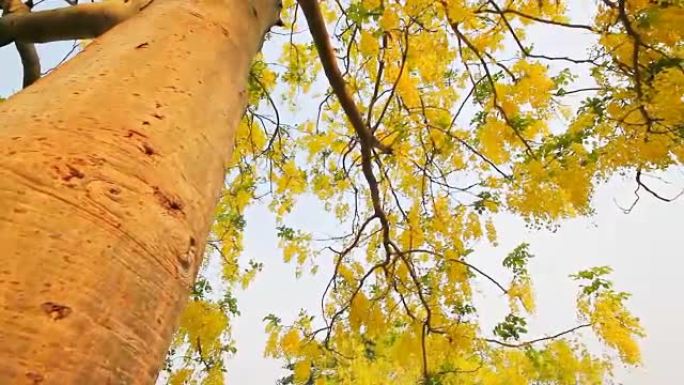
top-left (41, 301), bottom-right (73, 320)
top-left (0, 163), bottom-right (178, 279)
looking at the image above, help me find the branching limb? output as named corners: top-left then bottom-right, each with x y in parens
top-left (636, 169), bottom-right (684, 203)
top-left (0, 0), bottom-right (150, 47)
top-left (298, 0), bottom-right (394, 267)
top-left (297, 0), bottom-right (392, 154)
top-left (14, 35), bottom-right (39, 87)
top-left (403, 248), bottom-right (509, 295)
top-left (484, 323), bottom-right (592, 348)
top-left (1, 0), bottom-right (40, 87)
top-left (480, 8), bottom-right (596, 32)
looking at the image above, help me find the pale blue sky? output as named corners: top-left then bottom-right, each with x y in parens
top-left (1, 1), bottom-right (682, 384)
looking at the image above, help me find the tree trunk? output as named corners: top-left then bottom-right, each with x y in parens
top-left (0, 0), bottom-right (279, 383)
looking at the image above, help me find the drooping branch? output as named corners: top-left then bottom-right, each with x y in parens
top-left (1, 0), bottom-right (40, 87)
top-left (484, 323), bottom-right (592, 348)
top-left (0, 0), bottom-right (150, 47)
top-left (478, 8), bottom-right (596, 32)
top-left (297, 0), bottom-right (392, 154)
top-left (636, 169), bottom-right (684, 203)
top-left (403, 248), bottom-right (509, 295)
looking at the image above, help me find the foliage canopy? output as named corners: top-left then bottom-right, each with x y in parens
top-left (161, 0), bottom-right (684, 384)
top-left (165, 0), bottom-right (683, 384)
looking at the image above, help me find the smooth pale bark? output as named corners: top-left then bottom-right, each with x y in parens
top-left (0, 0), bottom-right (279, 383)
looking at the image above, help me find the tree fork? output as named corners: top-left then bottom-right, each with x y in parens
top-left (0, 0), bottom-right (280, 383)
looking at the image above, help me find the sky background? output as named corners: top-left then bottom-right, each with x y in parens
top-left (1, 1), bottom-right (683, 384)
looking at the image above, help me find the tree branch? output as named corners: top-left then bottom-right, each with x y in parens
top-left (297, 0), bottom-right (392, 154)
top-left (1, 0), bottom-right (40, 87)
top-left (484, 323), bottom-right (592, 348)
top-left (636, 169), bottom-right (684, 203)
top-left (0, 0), bottom-right (149, 47)
top-left (14, 34), bottom-right (39, 87)
top-left (403, 248), bottom-right (509, 295)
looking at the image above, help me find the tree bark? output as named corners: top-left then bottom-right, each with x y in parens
top-left (0, 0), bottom-right (279, 383)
